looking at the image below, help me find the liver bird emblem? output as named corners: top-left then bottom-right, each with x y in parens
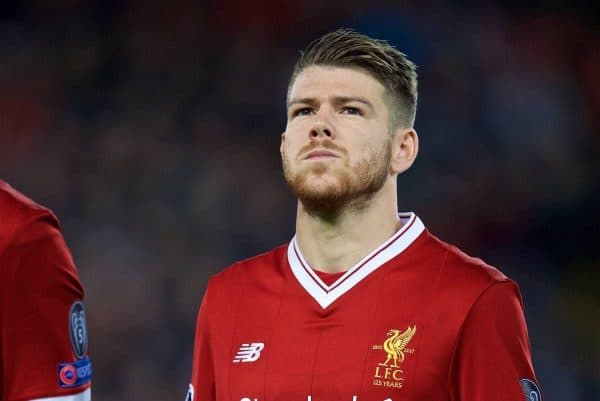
top-left (380, 326), bottom-right (416, 368)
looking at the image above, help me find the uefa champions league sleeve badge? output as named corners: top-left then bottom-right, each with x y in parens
top-left (519, 378), bottom-right (542, 401)
top-left (57, 300), bottom-right (92, 388)
top-left (69, 300), bottom-right (89, 359)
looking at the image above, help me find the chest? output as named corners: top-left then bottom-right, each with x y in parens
top-left (210, 270), bottom-right (459, 401)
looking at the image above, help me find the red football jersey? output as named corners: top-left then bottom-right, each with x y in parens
top-left (188, 213), bottom-right (541, 401)
top-left (0, 181), bottom-right (91, 401)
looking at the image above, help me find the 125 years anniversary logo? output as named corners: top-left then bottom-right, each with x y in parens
top-left (371, 326), bottom-right (416, 389)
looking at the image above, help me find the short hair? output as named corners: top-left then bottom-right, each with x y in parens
top-left (288, 28), bottom-right (418, 129)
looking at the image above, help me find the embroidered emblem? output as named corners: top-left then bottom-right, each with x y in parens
top-left (233, 342), bottom-right (265, 363)
top-left (371, 326), bottom-right (416, 388)
top-left (69, 301), bottom-right (88, 359)
top-left (57, 356), bottom-right (92, 388)
top-left (59, 365), bottom-right (77, 387)
top-left (520, 378), bottom-right (542, 401)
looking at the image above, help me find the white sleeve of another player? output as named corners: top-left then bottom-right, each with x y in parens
top-left (29, 388), bottom-right (91, 401)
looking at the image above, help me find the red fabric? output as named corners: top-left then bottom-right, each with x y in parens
top-left (0, 180), bottom-right (90, 401)
top-left (189, 231), bottom-right (539, 400)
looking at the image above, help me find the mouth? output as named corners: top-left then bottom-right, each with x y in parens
top-left (303, 149), bottom-right (339, 160)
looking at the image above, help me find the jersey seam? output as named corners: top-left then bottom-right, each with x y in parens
top-left (204, 283), bottom-right (216, 400)
top-left (262, 258), bottom-right (287, 400)
top-left (356, 259), bottom-right (392, 397)
top-left (445, 279), bottom-right (512, 396)
top-left (226, 266), bottom-right (248, 401)
top-left (411, 246), bottom-right (450, 389)
top-left (309, 324), bottom-right (325, 396)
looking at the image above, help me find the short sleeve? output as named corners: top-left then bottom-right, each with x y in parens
top-left (187, 292), bottom-right (215, 401)
top-left (448, 281), bottom-right (542, 401)
top-left (0, 214), bottom-right (91, 401)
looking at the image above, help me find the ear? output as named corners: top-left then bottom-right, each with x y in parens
top-left (280, 132), bottom-right (286, 156)
top-left (390, 128), bottom-right (418, 174)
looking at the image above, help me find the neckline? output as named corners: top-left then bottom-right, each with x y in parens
top-left (287, 212), bottom-right (425, 309)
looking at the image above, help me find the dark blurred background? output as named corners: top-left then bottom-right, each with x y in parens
top-left (1, 0), bottom-right (598, 400)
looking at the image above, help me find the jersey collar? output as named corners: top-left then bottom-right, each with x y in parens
top-left (287, 212), bottom-right (425, 309)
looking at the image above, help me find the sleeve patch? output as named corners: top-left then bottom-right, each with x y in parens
top-left (520, 378), bottom-right (542, 401)
top-left (58, 356), bottom-right (92, 388)
top-left (69, 301), bottom-right (89, 359)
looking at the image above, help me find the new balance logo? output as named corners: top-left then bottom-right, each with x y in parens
top-left (185, 384), bottom-right (194, 401)
top-left (233, 342), bottom-right (265, 363)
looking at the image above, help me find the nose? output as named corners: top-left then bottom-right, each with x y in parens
top-left (310, 121), bottom-right (334, 140)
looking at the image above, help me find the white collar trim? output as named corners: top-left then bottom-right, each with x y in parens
top-left (287, 212), bottom-right (425, 309)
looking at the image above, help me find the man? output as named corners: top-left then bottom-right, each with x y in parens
top-left (0, 180), bottom-right (91, 401)
top-left (187, 29), bottom-right (541, 401)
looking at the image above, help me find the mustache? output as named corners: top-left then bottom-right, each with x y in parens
top-left (297, 140), bottom-right (348, 159)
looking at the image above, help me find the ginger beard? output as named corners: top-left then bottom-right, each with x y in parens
top-left (282, 139), bottom-right (392, 216)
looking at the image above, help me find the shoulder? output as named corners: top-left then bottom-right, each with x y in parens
top-left (208, 244), bottom-right (288, 288)
top-left (198, 244), bottom-right (288, 319)
top-left (414, 232), bottom-right (526, 340)
top-left (423, 231), bottom-right (510, 285)
top-left (0, 180), bottom-right (82, 300)
top-left (415, 232), bottom-right (515, 310)
top-left (0, 180), bottom-right (60, 249)
top-left (202, 244), bottom-right (289, 308)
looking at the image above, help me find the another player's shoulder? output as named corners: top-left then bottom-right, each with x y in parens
top-left (425, 232), bottom-right (510, 288)
top-left (0, 180), bottom-right (59, 245)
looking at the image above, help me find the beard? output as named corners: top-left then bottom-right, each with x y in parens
top-left (282, 139), bottom-right (391, 217)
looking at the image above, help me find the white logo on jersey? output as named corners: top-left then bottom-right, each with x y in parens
top-left (306, 396), bottom-right (384, 401)
top-left (233, 342), bottom-right (265, 363)
top-left (185, 384), bottom-right (194, 401)
top-left (239, 395), bottom-right (390, 401)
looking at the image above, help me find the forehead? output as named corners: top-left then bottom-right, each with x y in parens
top-left (288, 65), bottom-right (387, 104)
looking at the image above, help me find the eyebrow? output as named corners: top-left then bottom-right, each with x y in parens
top-left (287, 96), bottom-right (375, 112)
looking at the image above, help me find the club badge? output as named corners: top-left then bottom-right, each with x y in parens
top-left (371, 326), bottom-right (417, 389)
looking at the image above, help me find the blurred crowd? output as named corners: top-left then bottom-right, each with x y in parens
top-left (1, 1), bottom-right (598, 400)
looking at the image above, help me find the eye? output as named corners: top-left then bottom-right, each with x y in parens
top-left (291, 107), bottom-right (314, 117)
top-left (341, 106), bottom-right (363, 116)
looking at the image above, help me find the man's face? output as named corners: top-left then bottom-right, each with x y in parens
top-left (281, 65), bottom-right (393, 214)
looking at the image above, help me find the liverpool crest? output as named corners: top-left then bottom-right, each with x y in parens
top-left (372, 326), bottom-right (416, 388)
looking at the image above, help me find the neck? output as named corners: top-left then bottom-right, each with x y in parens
top-left (295, 181), bottom-right (401, 273)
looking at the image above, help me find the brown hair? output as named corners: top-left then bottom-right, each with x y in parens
top-left (288, 28), bottom-right (418, 129)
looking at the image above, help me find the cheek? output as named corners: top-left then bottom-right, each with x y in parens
top-left (285, 119), bottom-right (310, 135)
top-left (283, 131), bottom-right (304, 153)
top-left (353, 136), bottom-right (376, 155)
top-left (349, 138), bottom-right (383, 166)
top-left (281, 138), bottom-right (297, 164)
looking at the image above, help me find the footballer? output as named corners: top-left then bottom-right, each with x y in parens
top-left (0, 181), bottom-right (91, 401)
top-left (186, 29), bottom-right (541, 401)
